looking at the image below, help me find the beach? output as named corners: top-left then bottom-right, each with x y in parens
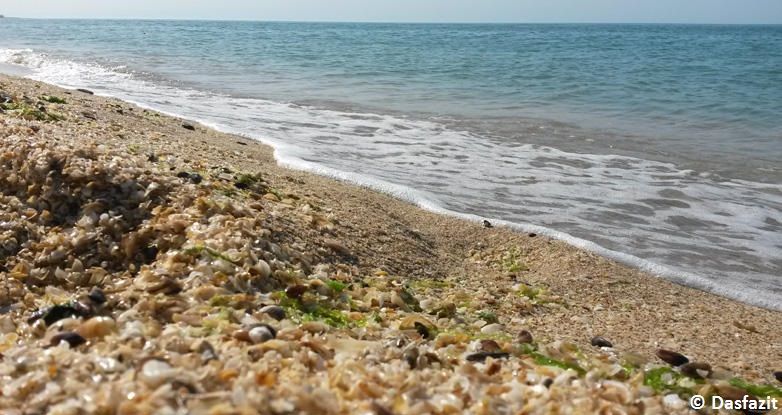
top-left (1, 74), bottom-right (781, 413)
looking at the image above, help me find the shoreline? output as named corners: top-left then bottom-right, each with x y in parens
top-left (1, 74), bottom-right (781, 412)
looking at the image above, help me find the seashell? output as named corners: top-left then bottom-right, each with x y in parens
top-left (146, 277), bottom-right (183, 295)
top-left (662, 394), bottom-right (687, 410)
top-left (399, 315), bottom-right (436, 335)
top-left (29, 302), bottom-right (92, 326)
top-left (599, 380), bottom-right (632, 404)
top-left (465, 352), bottom-right (510, 363)
top-left (680, 362), bottom-right (712, 379)
top-left (478, 339), bottom-right (503, 353)
top-left (259, 305), bottom-right (286, 321)
top-left (656, 349), bottom-right (689, 367)
top-left (76, 316), bottom-right (116, 339)
top-left (323, 239), bottom-right (350, 256)
top-left (590, 336), bottom-right (613, 348)
top-left (300, 321), bottom-right (329, 334)
top-left (404, 347), bottom-right (419, 369)
top-left (248, 325), bottom-right (276, 344)
top-left (517, 330), bottom-right (534, 344)
top-left (435, 332), bottom-right (468, 348)
top-left (138, 358), bottom-right (177, 388)
top-left (250, 260), bottom-right (271, 279)
top-left (196, 341), bottom-right (218, 362)
top-left (49, 331), bottom-right (87, 348)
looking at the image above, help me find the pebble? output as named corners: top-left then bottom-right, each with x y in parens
top-left (324, 239), bottom-right (350, 256)
top-left (656, 349), bottom-right (689, 367)
top-left (590, 336), bottom-right (613, 348)
top-left (248, 325), bottom-right (276, 344)
top-left (775, 371), bottom-right (782, 383)
top-left (76, 88), bottom-right (94, 95)
top-left (478, 339), bottom-right (502, 353)
top-left (662, 394), bottom-right (687, 410)
top-left (483, 220), bottom-right (493, 228)
top-left (259, 305), bottom-right (286, 321)
top-left (480, 323), bottom-right (504, 335)
top-left (87, 287), bottom-right (106, 305)
top-left (182, 122), bottom-right (196, 131)
top-left (76, 316), bottom-right (116, 339)
top-left (139, 359), bottom-right (176, 388)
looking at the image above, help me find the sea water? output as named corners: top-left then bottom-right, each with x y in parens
top-left (1, 20), bottom-right (780, 309)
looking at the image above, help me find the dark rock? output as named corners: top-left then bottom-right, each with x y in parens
top-left (0, 91), bottom-right (12, 104)
top-left (177, 172), bottom-right (203, 184)
top-left (774, 371), bottom-right (782, 383)
top-left (182, 122), bottom-right (196, 131)
top-left (528, 233), bottom-right (537, 238)
top-left (590, 336), bottom-right (613, 348)
top-left (87, 287), bottom-right (106, 305)
top-left (680, 362), bottom-right (712, 379)
top-left (466, 351), bottom-right (510, 363)
top-left (259, 305), bottom-right (286, 321)
top-left (81, 110), bottom-right (98, 120)
top-left (542, 378), bottom-right (554, 388)
top-left (414, 322), bottom-right (431, 339)
top-left (236, 141), bottom-right (248, 146)
top-left (147, 153), bottom-right (158, 162)
top-left (49, 332), bottom-right (87, 348)
top-left (518, 330), bottom-right (534, 344)
top-left (656, 349), bottom-right (689, 367)
top-left (76, 88), bottom-right (94, 95)
top-left (483, 220), bottom-right (493, 228)
top-left (234, 181), bottom-right (250, 190)
top-left (285, 285), bottom-right (307, 300)
top-left (28, 303), bottom-right (92, 326)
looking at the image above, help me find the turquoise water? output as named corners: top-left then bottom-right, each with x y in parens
top-left (1, 20), bottom-right (781, 309)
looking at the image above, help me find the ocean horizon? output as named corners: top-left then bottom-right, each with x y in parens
top-left (1, 19), bottom-right (780, 310)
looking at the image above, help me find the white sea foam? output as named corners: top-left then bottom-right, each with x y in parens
top-left (2, 48), bottom-right (780, 311)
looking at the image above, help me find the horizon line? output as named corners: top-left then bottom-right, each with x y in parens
top-left (2, 16), bottom-right (781, 25)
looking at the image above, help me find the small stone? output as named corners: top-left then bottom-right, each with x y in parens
top-left (517, 330), bottom-right (534, 344)
top-left (656, 349), bottom-right (689, 367)
top-left (662, 394), bottom-right (686, 410)
top-left (87, 287), bottom-right (106, 305)
top-left (182, 122), bottom-right (196, 131)
top-left (76, 88), bottom-right (94, 95)
top-left (49, 331), bottom-right (87, 348)
top-left (590, 336), bottom-right (613, 348)
top-left (774, 371), bottom-right (782, 383)
top-left (248, 325), bottom-right (276, 344)
top-left (81, 110), bottom-right (97, 120)
top-left (483, 220), bottom-right (493, 228)
top-left (528, 233), bottom-right (537, 238)
top-left (139, 359), bottom-right (176, 388)
top-left (76, 316), bottom-right (116, 339)
top-left (285, 285), bottom-right (307, 300)
top-left (480, 323), bottom-right (504, 335)
top-left (260, 305), bottom-right (286, 321)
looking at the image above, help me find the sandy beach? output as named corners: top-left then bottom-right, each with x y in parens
top-left (1, 74), bottom-right (781, 413)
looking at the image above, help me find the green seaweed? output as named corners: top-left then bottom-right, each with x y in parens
top-left (501, 247), bottom-right (529, 273)
top-left (326, 279), bottom-right (347, 294)
top-left (184, 245), bottom-right (239, 264)
top-left (643, 367), bottom-right (700, 396)
top-left (729, 378), bottom-right (782, 398)
top-left (477, 310), bottom-right (499, 324)
top-left (278, 295), bottom-right (351, 328)
top-left (40, 95), bottom-right (67, 104)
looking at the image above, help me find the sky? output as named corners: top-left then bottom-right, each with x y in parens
top-left (2, 0), bottom-right (781, 24)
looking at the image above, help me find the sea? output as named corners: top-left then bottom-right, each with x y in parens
top-left (1, 19), bottom-right (780, 310)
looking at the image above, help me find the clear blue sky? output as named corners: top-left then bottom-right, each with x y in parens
top-left (3, 0), bottom-right (781, 24)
